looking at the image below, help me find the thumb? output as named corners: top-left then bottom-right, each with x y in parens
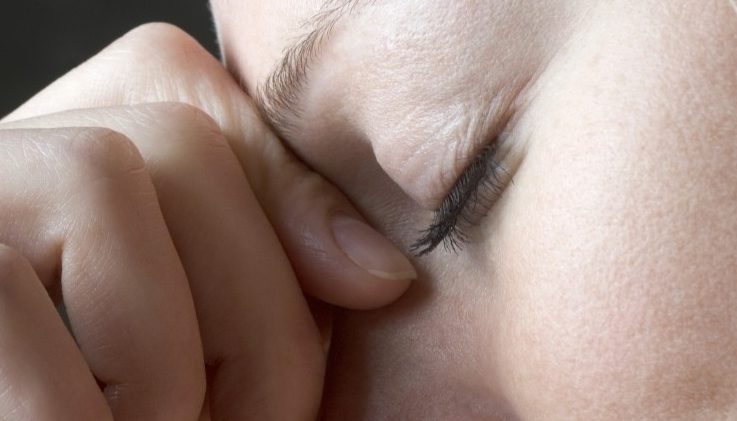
top-left (4, 22), bottom-right (415, 309)
top-left (250, 140), bottom-right (417, 309)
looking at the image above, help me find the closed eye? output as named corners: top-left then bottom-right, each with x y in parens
top-left (410, 137), bottom-right (509, 256)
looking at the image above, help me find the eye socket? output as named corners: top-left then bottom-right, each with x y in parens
top-left (410, 137), bottom-right (509, 256)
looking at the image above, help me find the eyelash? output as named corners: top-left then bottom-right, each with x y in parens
top-left (410, 140), bottom-right (507, 256)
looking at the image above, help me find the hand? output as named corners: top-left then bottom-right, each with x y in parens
top-left (0, 23), bottom-right (416, 420)
top-left (0, 122), bottom-right (205, 420)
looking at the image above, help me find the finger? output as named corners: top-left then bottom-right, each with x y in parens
top-left (1, 23), bottom-right (416, 309)
top-left (0, 128), bottom-right (205, 420)
top-left (0, 244), bottom-right (112, 421)
top-left (2, 105), bottom-right (325, 419)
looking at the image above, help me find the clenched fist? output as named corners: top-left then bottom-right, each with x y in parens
top-left (0, 23), bottom-right (416, 420)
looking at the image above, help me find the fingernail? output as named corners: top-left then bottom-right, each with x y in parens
top-left (330, 213), bottom-right (417, 282)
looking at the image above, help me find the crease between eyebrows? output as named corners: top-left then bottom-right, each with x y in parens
top-left (256, 0), bottom-right (369, 137)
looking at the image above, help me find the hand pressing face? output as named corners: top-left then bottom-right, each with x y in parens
top-left (2, 22), bottom-right (422, 418)
top-left (213, 1), bottom-right (737, 419)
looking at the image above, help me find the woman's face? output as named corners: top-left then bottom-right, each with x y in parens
top-left (211, 1), bottom-right (737, 419)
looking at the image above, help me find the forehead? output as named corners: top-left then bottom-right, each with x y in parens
top-left (212, 0), bottom-right (498, 93)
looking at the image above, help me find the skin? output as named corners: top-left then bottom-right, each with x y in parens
top-left (212, 0), bottom-right (737, 419)
top-left (0, 24), bottom-right (415, 420)
top-left (0, 1), bottom-right (735, 419)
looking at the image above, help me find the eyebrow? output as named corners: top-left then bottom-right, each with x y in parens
top-left (255, 0), bottom-right (366, 137)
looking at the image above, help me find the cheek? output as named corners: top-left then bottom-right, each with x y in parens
top-left (494, 135), bottom-right (737, 419)
top-left (490, 56), bottom-right (737, 421)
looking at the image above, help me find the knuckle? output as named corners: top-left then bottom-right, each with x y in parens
top-left (115, 22), bottom-right (205, 68)
top-left (172, 103), bottom-right (226, 146)
top-left (122, 22), bottom-right (196, 49)
top-left (65, 127), bottom-right (147, 181)
top-left (149, 102), bottom-right (222, 139)
top-left (137, 102), bottom-right (231, 155)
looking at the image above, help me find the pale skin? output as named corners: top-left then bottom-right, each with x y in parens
top-left (1, 0), bottom-right (736, 420)
top-left (0, 24), bottom-right (415, 420)
top-left (213, 0), bottom-right (737, 419)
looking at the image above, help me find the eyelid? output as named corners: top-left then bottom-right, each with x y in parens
top-left (410, 134), bottom-right (511, 256)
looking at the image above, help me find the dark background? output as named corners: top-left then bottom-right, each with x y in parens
top-left (0, 0), bottom-right (219, 117)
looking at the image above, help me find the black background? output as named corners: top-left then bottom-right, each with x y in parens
top-left (0, 0), bottom-right (219, 117)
